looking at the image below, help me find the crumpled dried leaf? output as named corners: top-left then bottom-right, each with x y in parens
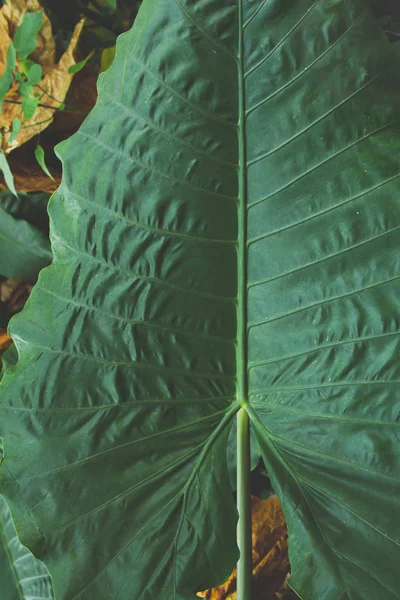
top-left (197, 496), bottom-right (289, 600)
top-left (0, 64), bottom-right (98, 193)
top-left (0, 0), bottom-right (84, 151)
top-left (0, 277), bottom-right (32, 307)
top-left (0, 330), bottom-right (12, 354)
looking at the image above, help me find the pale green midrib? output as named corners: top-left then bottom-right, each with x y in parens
top-left (236, 1), bottom-right (252, 598)
top-left (237, 0), bottom-right (248, 407)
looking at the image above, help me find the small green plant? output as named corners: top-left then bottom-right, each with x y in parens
top-left (0, 10), bottom-right (51, 187)
top-left (0, 4), bottom-right (99, 195)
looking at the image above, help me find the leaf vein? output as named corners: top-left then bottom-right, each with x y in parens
top-left (248, 273), bottom-right (400, 329)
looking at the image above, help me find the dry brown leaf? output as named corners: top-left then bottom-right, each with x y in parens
top-left (197, 496), bottom-right (289, 600)
top-left (0, 0), bottom-right (84, 150)
top-left (0, 330), bottom-right (12, 354)
top-left (0, 65), bottom-right (98, 193)
top-left (0, 277), bottom-right (32, 308)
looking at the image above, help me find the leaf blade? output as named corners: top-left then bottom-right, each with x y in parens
top-left (244, 2), bottom-right (400, 598)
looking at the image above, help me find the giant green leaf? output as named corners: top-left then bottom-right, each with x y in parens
top-left (0, 494), bottom-right (54, 599)
top-left (1, 1), bottom-right (400, 598)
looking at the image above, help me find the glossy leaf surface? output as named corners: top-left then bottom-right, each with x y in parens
top-left (0, 494), bottom-right (54, 599)
top-left (1, 1), bottom-right (400, 599)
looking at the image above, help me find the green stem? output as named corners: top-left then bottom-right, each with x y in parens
top-left (237, 407), bottom-right (252, 600)
top-left (2, 99), bottom-right (88, 115)
top-left (36, 85), bottom-right (66, 106)
top-left (21, 117), bottom-right (54, 129)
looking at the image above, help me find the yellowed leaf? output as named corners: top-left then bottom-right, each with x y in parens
top-left (0, 0), bottom-right (84, 151)
top-left (197, 496), bottom-right (289, 600)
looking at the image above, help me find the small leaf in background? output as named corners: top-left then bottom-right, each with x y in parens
top-left (34, 144), bottom-right (54, 180)
top-left (19, 58), bottom-right (35, 76)
top-left (68, 50), bottom-right (94, 74)
top-left (100, 45), bottom-right (116, 72)
top-left (27, 63), bottom-right (42, 85)
top-left (21, 94), bottom-right (39, 120)
top-left (0, 44), bottom-right (16, 111)
top-left (0, 150), bottom-right (17, 196)
top-left (13, 10), bottom-right (43, 59)
top-left (9, 117), bottom-right (21, 144)
top-left (197, 496), bottom-right (289, 600)
top-left (18, 81), bottom-right (33, 98)
top-left (5, 42), bottom-right (16, 72)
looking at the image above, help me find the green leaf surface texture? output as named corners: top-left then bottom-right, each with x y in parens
top-left (1, 1), bottom-right (400, 598)
top-left (0, 494), bottom-right (54, 600)
top-left (0, 205), bottom-right (52, 279)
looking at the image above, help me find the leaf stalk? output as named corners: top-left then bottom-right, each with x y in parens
top-left (237, 406), bottom-right (252, 599)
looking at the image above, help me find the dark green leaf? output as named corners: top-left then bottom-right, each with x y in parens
top-left (0, 343), bottom-right (18, 377)
top-left (68, 50), bottom-right (94, 74)
top-left (0, 205), bottom-right (52, 279)
top-left (0, 495), bottom-right (54, 599)
top-left (0, 190), bottom-right (50, 234)
top-left (34, 145), bottom-right (54, 180)
top-left (13, 11), bottom-right (43, 59)
top-left (0, 151), bottom-right (17, 197)
top-left (1, 2), bottom-right (400, 599)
